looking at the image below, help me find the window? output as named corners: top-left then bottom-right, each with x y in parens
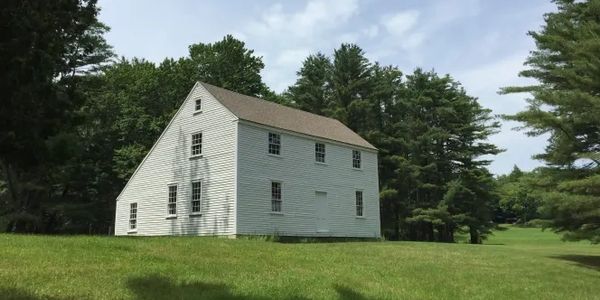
top-left (268, 132), bottom-right (281, 155)
top-left (129, 203), bottom-right (137, 230)
top-left (315, 143), bottom-right (326, 163)
top-left (271, 181), bottom-right (282, 212)
top-left (195, 99), bottom-right (202, 112)
top-left (167, 185), bottom-right (177, 216)
top-left (191, 180), bottom-right (202, 213)
top-left (191, 132), bottom-right (202, 156)
top-left (355, 191), bottom-right (363, 217)
top-left (352, 150), bottom-right (361, 169)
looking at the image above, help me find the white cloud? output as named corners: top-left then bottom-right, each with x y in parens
top-left (382, 10), bottom-right (420, 37)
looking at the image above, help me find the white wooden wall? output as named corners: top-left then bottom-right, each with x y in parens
top-left (236, 122), bottom-right (381, 238)
top-left (114, 84), bottom-right (238, 236)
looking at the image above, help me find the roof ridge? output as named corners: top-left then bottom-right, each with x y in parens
top-left (198, 81), bottom-right (342, 123)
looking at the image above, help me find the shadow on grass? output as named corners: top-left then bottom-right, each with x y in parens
top-left (127, 274), bottom-right (309, 300)
top-left (0, 287), bottom-right (66, 300)
top-left (551, 254), bottom-right (600, 271)
top-left (334, 285), bottom-right (374, 300)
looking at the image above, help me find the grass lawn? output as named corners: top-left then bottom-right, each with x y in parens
top-left (1, 226), bottom-right (598, 300)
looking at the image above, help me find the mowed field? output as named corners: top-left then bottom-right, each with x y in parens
top-left (1, 226), bottom-right (598, 300)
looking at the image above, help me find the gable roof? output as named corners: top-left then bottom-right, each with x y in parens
top-left (199, 82), bottom-right (377, 151)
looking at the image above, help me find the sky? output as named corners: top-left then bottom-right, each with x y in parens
top-left (98, 0), bottom-right (556, 175)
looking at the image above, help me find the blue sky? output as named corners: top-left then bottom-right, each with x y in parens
top-left (98, 0), bottom-right (556, 175)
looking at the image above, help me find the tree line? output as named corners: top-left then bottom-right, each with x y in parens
top-left (1, 0), bottom-right (598, 244)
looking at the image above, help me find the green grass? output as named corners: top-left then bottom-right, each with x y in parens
top-left (1, 226), bottom-right (598, 300)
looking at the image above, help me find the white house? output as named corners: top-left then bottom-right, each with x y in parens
top-left (114, 82), bottom-right (380, 238)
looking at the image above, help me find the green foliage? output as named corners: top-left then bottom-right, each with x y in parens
top-left (496, 166), bottom-right (542, 224)
top-left (502, 0), bottom-right (600, 243)
top-left (287, 44), bottom-right (501, 243)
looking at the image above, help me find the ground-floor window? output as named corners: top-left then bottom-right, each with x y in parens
top-left (129, 203), bottom-right (137, 230)
top-left (355, 191), bottom-right (363, 217)
top-left (271, 181), bottom-right (282, 212)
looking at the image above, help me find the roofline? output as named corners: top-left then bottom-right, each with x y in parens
top-left (116, 82), bottom-right (201, 201)
top-left (238, 119), bottom-right (378, 153)
top-left (198, 81), bottom-right (378, 151)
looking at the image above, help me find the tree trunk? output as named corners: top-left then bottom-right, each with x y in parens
top-left (469, 226), bottom-right (480, 244)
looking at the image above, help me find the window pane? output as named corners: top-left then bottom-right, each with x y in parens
top-left (168, 185), bottom-right (177, 215)
top-left (271, 181), bottom-right (282, 212)
top-left (352, 150), bottom-right (361, 169)
top-left (191, 133), bottom-right (202, 156)
top-left (315, 143), bottom-right (325, 163)
top-left (192, 181), bottom-right (202, 213)
top-left (355, 191), bottom-right (363, 216)
top-left (195, 99), bottom-right (202, 111)
top-left (268, 133), bottom-right (281, 155)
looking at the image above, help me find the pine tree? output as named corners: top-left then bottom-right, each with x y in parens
top-left (502, 0), bottom-right (600, 243)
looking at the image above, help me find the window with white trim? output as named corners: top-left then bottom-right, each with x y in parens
top-left (191, 180), bottom-right (202, 213)
top-left (167, 185), bottom-right (177, 216)
top-left (191, 132), bottom-right (202, 156)
top-left (315, 142), bottom-right (325, 163)
top-left (271, 181), bottom-right (282, 212)
top-left (129, 203), bottom-right (137, 230)
top-left (355, 191), bottom-right (363, 217)
top-left (195, 99), bottom-right (202, 112)
top-left (268, 132), bottom-right (281, 155)
top-left (352, 150), bottom-right (361, 169)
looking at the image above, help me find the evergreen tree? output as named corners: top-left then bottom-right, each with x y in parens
top-left (502, 0), bottom-right (600, 243)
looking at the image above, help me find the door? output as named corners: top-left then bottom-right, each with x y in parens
top-left (315, 191), bottom-right (328, 232)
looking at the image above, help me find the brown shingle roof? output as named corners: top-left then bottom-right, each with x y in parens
top-left (200, 82), bottom-right (377, 150)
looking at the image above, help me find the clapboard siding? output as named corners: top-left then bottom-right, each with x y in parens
top-left (236, 122), bottom-right (381, 238)
top-left (115, 83), bottom-right (238, 236)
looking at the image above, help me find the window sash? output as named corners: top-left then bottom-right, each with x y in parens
top-left (191, 181), bottom-right (202, 213)
top-left (315, 143), bottom-right (325, 163)
top-left (355, 191), bottom-right (364, 216)
top-left (352, 150), bottom-right (361, 169)
top-left (268, 133), bottom-right (281, 155)
top-left (271, 181), bottom-right (282, 212)
top-left (195, 99), bottom-right (202, 111)
top-left (191, 133), bottom-right (202, 156)
top-left (168, 185), bottom-right (177, 215)
top-left (129, 203), bottom-right (137, 230)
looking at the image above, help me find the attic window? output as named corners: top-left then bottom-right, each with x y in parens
top-left (315, 143), bottom-right (326, 163)
top-left (195, 99), bottom-right (202, 112)
top-left (268, 132), bottom-right (281, 155)
top-left (352, 150), bottom-right (361, 169)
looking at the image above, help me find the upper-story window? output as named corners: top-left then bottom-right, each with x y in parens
top-left (315, 143), bottom-right (326, 163)
top-left (191, 132), bottom-right (202, 157)
top-left (355, 191), bottom-right (364, 217)
top-left (352, 150), bottom-right (361, 169)
top-left (271, 181), bottom-right (282, 212)
top-left (191, 180), bottom-right (202, 214)
top-left (194, 99), bottom-right (202, 112)
top-left (167, 185), bottom-right (177, 216)
top-left (268, 132), bottom-right (281, 155)
top-left (129, 203), bottom-right (137, 230)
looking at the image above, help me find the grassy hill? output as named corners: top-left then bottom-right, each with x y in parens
top-left (1, 226), bottom-right (598, 300)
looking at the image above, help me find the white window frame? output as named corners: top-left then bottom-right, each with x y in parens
top-left (271, 181), bottom-right (282, 213)
top-left (268, 132), bottom-right (281, 155)
top-left (355, 190), bottom-right (364, 217)
top-left (191, 132), bottom-right (202, 157)
top-left (191, 180), bottom-right (202, 215)
top-left (352, 150), bottom-right (362, 169)
top-left (194, 98), bottom-right (202, 113)
top-left (167, 184), bottom-right (178, 217)
top-left (129, 203), bottom-right (137, 231)
top-left (315, 142), bottom-right (326, 163)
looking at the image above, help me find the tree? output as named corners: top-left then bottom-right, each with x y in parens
top-left (496, 166), bottom-right (542, 224)
top-left (502, 0), bottom-right (600, 243)
top-left (0, 0), bottom-right (113, 232)
top-left (285, 53), bottom-right (333, 114)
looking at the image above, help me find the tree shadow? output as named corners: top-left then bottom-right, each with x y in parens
top-left (334, 284), bottom-right (373, 300)
top-left (0, 287), bottom-right (67, 300)
top-left (551, 254), bottom-right (600, 271)
top-left (127, 274), bottom-right (308, 300)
